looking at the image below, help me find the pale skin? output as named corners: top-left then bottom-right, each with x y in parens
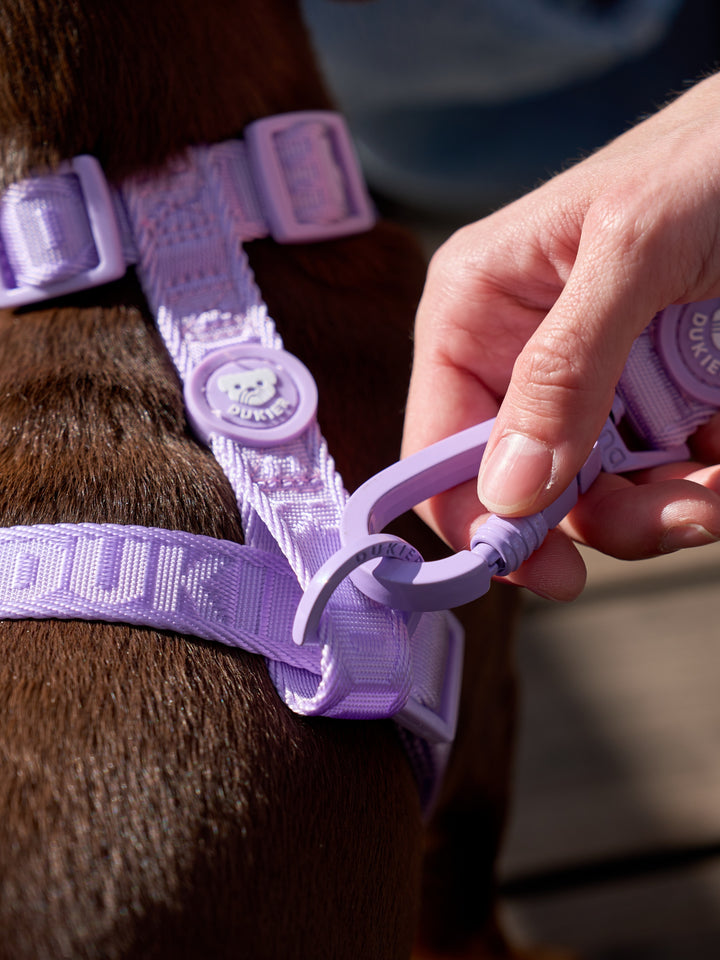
top-left (403, 71), bottom-right (720, 601)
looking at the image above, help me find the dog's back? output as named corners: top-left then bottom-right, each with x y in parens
top-left (0, 2), bottom-right (518, 958)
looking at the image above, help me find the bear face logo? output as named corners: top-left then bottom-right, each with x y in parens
top-left (216, 366), bottom-right (277, 407)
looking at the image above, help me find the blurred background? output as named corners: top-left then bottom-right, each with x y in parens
top-left (500, 543), bottom-right (720, 958)
top-left (303, 1), bottom-right (720, 955)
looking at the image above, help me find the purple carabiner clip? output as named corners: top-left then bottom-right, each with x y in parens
top-left (292, 419), bottom-right (596, 641)
top-left (340, 419), bottom-right (594, 613)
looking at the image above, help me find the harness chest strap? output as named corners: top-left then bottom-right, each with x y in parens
top-left (0, 523), bottom-right (320, 672)
top-left (0, 112), bottom-right (462, 807)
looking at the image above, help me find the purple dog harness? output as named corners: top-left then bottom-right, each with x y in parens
top-left (0, 113), bottom-right (463, 808)
top-left (1, 110), bottom-right (718, 808)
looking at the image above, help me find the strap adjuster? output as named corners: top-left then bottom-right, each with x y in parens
top-left (0, 155), bottom-right (126, 309)
top-left (245, 111), bottom-right (376, 243)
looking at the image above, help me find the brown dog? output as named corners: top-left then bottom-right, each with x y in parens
top-left (0, 2), bottom-right (520, 957)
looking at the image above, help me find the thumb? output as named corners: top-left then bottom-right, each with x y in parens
top-left (476, 261), bottom-right (658, 517)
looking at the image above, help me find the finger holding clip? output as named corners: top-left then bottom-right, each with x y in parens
top-left (300, 401), bottom-right (667, 621)
top-left (294, 417), bottom-right (589, 638)
top-left (340, 419), bottom-right (600, 612)
top-left (299, 297), bottom-right (720, 620)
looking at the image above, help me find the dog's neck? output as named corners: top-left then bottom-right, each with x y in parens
top-left (0, 0), bottom-right (331, 186)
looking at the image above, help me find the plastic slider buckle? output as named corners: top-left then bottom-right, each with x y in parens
top-left (0, 156), bottom-right (126, 309)
top-left (245, 111), bottom-right (376, 243)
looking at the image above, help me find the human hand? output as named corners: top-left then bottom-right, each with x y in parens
top-left (402, 71), bottom-right (720, 600)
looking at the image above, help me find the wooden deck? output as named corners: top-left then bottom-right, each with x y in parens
top-left (499, 542), bottom-right (720, 958)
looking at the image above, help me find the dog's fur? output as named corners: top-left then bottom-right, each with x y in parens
top-left (0, 2), bottom-right (519, 957)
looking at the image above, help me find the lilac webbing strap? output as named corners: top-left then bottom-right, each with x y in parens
top-left (0, 522), bottom-right (323, 673)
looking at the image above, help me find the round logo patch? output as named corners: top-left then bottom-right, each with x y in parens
top-left (656, 300), bottom-right (720, 405)
top-left (185, 345), bottom-right (318, 446)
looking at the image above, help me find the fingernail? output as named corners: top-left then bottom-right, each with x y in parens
top-left (478, 433), bottom-right (554, 514)
top-left (660, 524), bottom-right (720, 553)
